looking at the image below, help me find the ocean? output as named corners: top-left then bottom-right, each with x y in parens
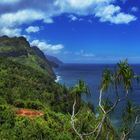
top-left (55, 63), bottom-right (140, 139)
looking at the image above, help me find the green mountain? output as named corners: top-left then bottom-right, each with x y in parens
top-left (0, 57), bottom-right (75, 139)
top-left (32, 46), bottom-right (59, 68)
top-left (0, 36), bottom-right (55, 79)
top-left (0, 36), bottom-right (118, 140)
top-left (32, 46), bottom-right (63, 68)
top-left (46, 54), bottom-right (63, 67)
top-left (0, 36), bottom-right (77, 139)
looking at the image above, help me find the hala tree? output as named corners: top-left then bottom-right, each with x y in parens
top-left (97, 60), bottom-right (140, 140)
top-left (72, 80), bottom-right (90, 109)
top-left (70, 80), bottom-right (90, 140)
top-left (71, 60), bottom-right (140, 140)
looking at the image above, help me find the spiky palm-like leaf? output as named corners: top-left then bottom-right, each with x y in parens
top-left (100, 69), bottom-right (113, 92)
top-left (117, 60), bottom-right (134, 94)
top-left (73, 80), bottom-right (90, 96)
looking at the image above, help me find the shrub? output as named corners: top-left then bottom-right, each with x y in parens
top-left (0, 105), bottom-right (15, 127)
top-left (13, 100), bottom-right (25, 108)
top-left (26, 100), bottom-right (44, 110)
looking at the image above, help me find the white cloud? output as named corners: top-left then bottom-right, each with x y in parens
top-left (26, 26), bottom-right (40, 33)
top-left (0, 10), bottom-right (43, 37)
top-left (68, 15), bottom-right (84, 22)
top-left (64, 0), bottom-right (95, 9)
top-left (54, 0), bottom-right (136, 24)
top-left (131, 7), bottom-right (138, 12)
top-left (0, 0), bottom-right (137, 39)
top-left (44, 18), bottom-right (54, 24)
top-left (0, 9), bottom-right (53, 37)
top-left (75, 50), bottom-right (95, 57)
top-left (109, 13), bottom-right (136, 24)
top-left (55, 0), bottom-right (114, 10)
top-left (0, 9), bottom-right (51, 28)
top-left (95, 4), bottom-right (136, 24)
top-left (95, 4), bottom-right (120, 17)
top-left (0, 0), bottom-right (20, 4)
top-left (0, 27), bottom-right (21, 37)
top-left (69, 15), bottom-right (78, 21)
top-left (31, 40), bottom-right (64, 54)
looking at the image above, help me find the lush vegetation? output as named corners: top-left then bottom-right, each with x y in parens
top-left (0, 36), bottom-right (55, 78)
top-left (0, 58), bottom-right (140, 140)
top-left (0, 58), bottom-right (95, 140)
top-left (0, 37), bottom-right (140, 140)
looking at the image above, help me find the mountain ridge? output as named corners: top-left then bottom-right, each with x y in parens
top-left (46, 54), bottom-right (63, 67)
top-left (32, 46), bottom-right (61, 68)
top-left (0, 36), bottom-right (55, 79)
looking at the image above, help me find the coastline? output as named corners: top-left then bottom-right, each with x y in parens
top-left (55, 74), bottom-right (61, 83)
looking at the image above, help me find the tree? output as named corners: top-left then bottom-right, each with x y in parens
top-left (70, 80), bottom-right (90, 140)
top-left (96, 60), bottom-right (140, 140)
top-left (72, 80), bottom-right (90, 109)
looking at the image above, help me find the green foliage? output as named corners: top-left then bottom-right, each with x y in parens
top-left (100, 69), bottom-right (113, 92)
top-left (0, 104), bottom-right (15, 127)
top-left (14, 99), bottom-right (25, 108)
top-left (123, 101), bottom-right (135, 122)
top-left (102, 98), bottom-right (113, 112)
top-left (0, 58), bottom-right (73, 112)
top-left (100, 60), bottom-right (135, 94)
top-left (0, 36), bottom-right (55, 78)
top-left (0, 56), bottom-right (119, 140)
top-left (26, 100), bottom-right (44, 110)
top-left (117, 60), bottom-right (134, 93)
top-left (0, 39), bottom-right (138, 140)
top-left (14, 100), bottom-right (45, 110)
top-left (72, 80), bottom-right (90, 95)
top-left (0, 105), bottom-right (75, 140)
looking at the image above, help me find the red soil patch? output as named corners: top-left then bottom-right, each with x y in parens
top-left (16, 109), bottom-right (44, 118)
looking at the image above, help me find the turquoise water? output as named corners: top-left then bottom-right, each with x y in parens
top-left (55, 64), bottom-right (140, 139)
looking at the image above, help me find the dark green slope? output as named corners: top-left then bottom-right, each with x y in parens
top-left (0, 58), bottom-right (75, 139)
top-left (0, 58), bottom-right (53, 103)
top-left (46, 54), bottom-right (63, 67)
top-left (32, 46), bottom-right (62, 68)
top-left (0, 58), bottom-right (72, 111)
top-left (0, 36), bottom-right (73, 112)
top-left (0, 37), bottom-right (75, 139)
top-left (0, 58), bottom-right (118, 140)
top-left (32, 46), bottom-right (57, 68)
top-left (0, 36), bottom-right (119, 140)
top-left (0, 36), bottom-right (55, 78)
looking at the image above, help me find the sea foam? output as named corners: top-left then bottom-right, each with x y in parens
top-left (55, 75), bottom-right (61, 83)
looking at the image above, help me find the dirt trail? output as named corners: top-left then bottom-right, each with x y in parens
top-left (16, 109), bottom-right (44, 118)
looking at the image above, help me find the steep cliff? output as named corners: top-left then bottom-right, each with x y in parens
top-left (0, 36), bottom-right (55, 79)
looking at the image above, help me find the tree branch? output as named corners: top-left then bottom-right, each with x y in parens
top-left (106, 132), bottom-right (110, 140)
top-left (71, 98), bottom-right (106, 139)
top-left (97, 86), bottom-right (128, 140)
top-left (99, 90), bottom-right (106, 114)
top-left (71, 99), bottom-right (84, 140)
top-left (121, 115), bottom-right (140, 140)
top-left (95, 115), bottom-right (106, 140)
top-left (82, 122), bottom-right (101, 136)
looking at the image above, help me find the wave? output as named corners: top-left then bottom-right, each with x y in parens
top-left (55, 75), bottom-right (61, 83)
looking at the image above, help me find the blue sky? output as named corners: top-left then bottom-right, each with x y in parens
top-left (0, 0), bottom-right (140, 63)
